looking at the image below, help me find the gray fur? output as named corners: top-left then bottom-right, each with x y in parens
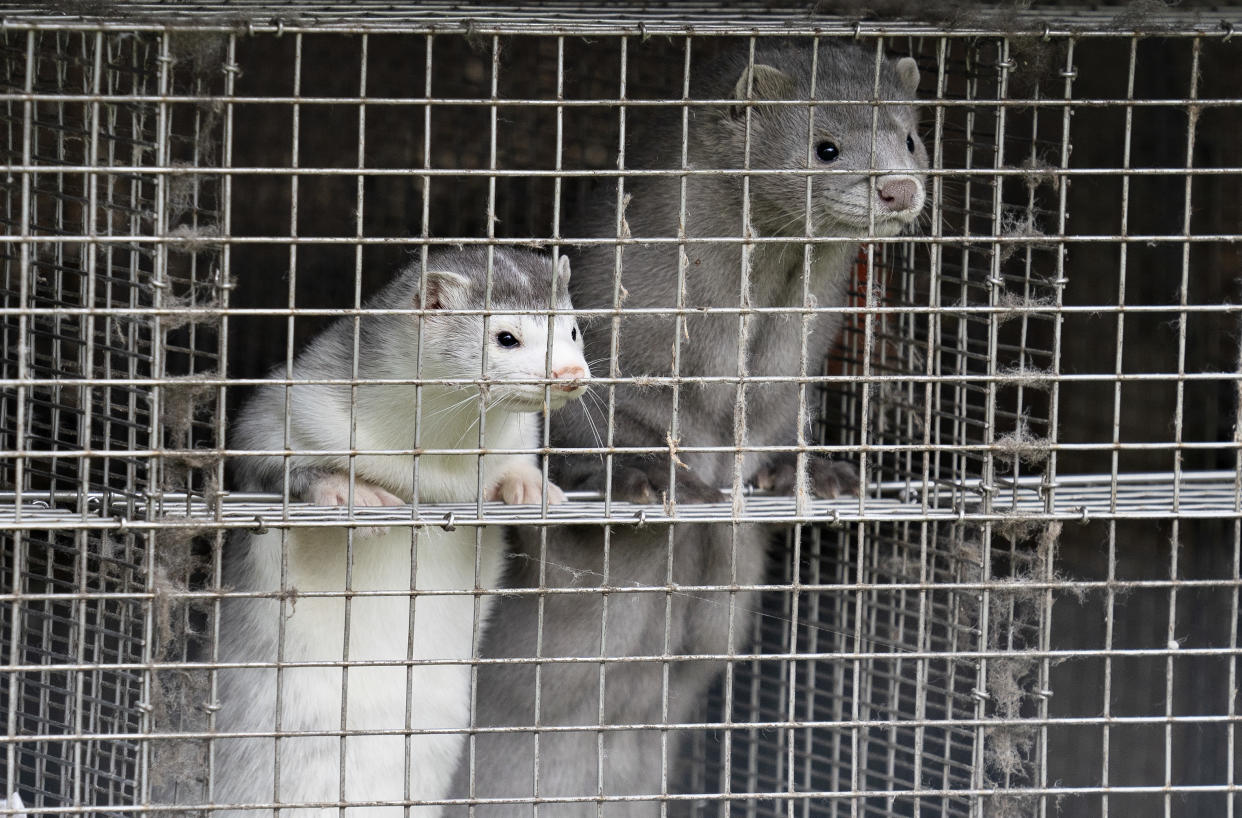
top-left (454, 40), bottom-right (928, 815)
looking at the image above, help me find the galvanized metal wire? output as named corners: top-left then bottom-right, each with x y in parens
top-left (0, 8), bottom-right (1238, 818)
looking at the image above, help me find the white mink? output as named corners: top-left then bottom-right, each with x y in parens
top-left (212, 247), bottom-right (589, 817)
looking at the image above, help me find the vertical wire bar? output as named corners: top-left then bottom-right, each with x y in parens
top-left (123, 34), bottom-right (146, 810)
top-left (744, 564), bottom-right (769, 817)
top-left (74, 30), bottom-right (92, 799)
top-left (477, 32), bottom-right (500, 500)
top-left (466, 29), bottom-right (506, 818)
top-left (99, 40), bottom-right (130, 804)
top-left (138, 29), bottom-right (174, 810)
top-left (844, 36), bottom-right (891, 818)
top-left (733, 34), bottom-right (758, 507)
top-left (51, 36), bottom-right (66, 501)
top-left (536, 38), bottom-right (566, 811)
top-left (774, 562), bottom-right (794, 814)
top-left (99, 34), bottom-right (116, 518)
top-left (68, 30), bottom-right (103, 811)
top-left (938, 38), bottom-right (978, 814)
top-left (5, 27), bottom-right (35, 816)
top-left (981, 32), bottom-right (1011, 802)
top-left (954, 44), bottom-right (977, 509)
top-left (859, 37), bottom-right (883, 504)
top-left (1023, 70), bottom-right (1052, 818)
top-left (1047, 36), bottom-right (1078, 816)
top-left (874, 39), bottom-right (899, 812)
top-left (1164, 36), bottom-right (1201, 818)
top-left (846, 467), bottom-right (863, 786)
top-left (407, 31), bottom-right (434, 817)
top-left (959, 40), bottom-right (988, 817)
top-left (659, 35), bottom-right (694, 818)
top-left (829, 534), bottom-right (847, 818)
top-left (602, 39), bottom-right (625, 511)
top-left (207, 32), bottom-right (236, 500)
top-left (478, 38), bottom-right (504, 806)
top-left (122, 50), bottom-right (146, 800)
top-left (881, 536), bottom-right (900, 817)
top-left (540, 35), bottom-right (566, 504)
top-left (916, 38), bottom-right (949, 815)
top-left (0, 32), bottom-right (12, 482)
top-left (589, 34), bottom-right (628, 818)
top-left (1100, 35), bottom-right (1139, 818)
top-left (480, 32), bottom-right (505, 812)
top-left (848, 527), bottom-right (865, 816)
top-left (336, 32), bottom-right (370, 812)
top-left (799, 527), bottom-right (825, 818)
top-left (527, 35), bottom-right (553, 813)
top-left (267, 28), bottom-right (304, 813)
top-left (182, 41), bottom-right (204, 807)
top-left (719, 35), bottom-right (765, 818)
top-left (529, 31), bottom-right (563, 807)
top-left (1229, 332), bottom-right (1241, 818)
top-left (149, 35), bottom-right (172, 494)
top-left (203, 32), bottom-right (237, 811)
top-left (77, 28), bottom-right (103, 807)
top-left (784, 33), bottom-right (822, 818)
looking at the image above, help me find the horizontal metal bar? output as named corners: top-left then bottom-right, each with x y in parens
top-left (3, 233), bottom-right (1237, 246)
top-left (0, 303), bottom-right (1237, 320)
top-left (3, 370), bottom-right (1239, 391)
top-left (0, 3), bottom-right (1235, 38)
top-left (6, 783), bottom-right (1242, 816)
top-left (2, 439), bottom-right (1236, 461)
top-left (1, 645), bottom-right (1237, 676)
top-left (4, 712), bottom-right (1239, 745)
top-left (2, 93), bottom-right (1241, 109)
top-left (3, 573), bottom-right (1239, 606)
top-left (3, 471), bottom-right (1239, 528)
top-left (6, 163), bottom-right (1242, 177)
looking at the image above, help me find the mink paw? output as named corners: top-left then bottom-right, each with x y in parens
top-left (612, 462), bottom-right (725, 505)
top-left (754, 454), bottom-right (859, 499)
top-left (307, 473), bottom-right (405, 537)
top-left (487, 462), bottom-right (566, 506)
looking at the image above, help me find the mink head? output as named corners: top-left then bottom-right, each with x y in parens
top-left (702, 39), bottom-right (929, 237)
top-left (399, 247), bottom-right (589, 411)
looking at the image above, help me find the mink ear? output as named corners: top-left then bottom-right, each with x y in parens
top-left (894, 57), bottom-right (920, 95)
top-left (417, 270), bottom-right (471, 311)
top-left (556, 254), bottom-right (571, 289)
top-left (730, 63), bottom-right (796, 119)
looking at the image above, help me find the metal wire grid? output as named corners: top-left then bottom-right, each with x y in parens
top-left (0, 27), bottom-right (226, 816)
top-left (1, 3), bottom-right (1237, 37)
top-left (0, 10), bottom-right (1237, 818)
top-left (705, 36), bottom-right (1062, 817)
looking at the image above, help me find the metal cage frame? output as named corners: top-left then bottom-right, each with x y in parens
top-left (1, 3), bottom-right (1240, 817)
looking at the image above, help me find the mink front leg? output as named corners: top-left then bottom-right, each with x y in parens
top-left (753, 452), bottom-right (860, 499)
top-left (555, 453), bottom-right (725, 504)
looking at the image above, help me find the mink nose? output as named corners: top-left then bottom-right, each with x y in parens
top-left (551, 364), bottom-right (586, 391)
top-left (876, 175), bottom-right (921, 212)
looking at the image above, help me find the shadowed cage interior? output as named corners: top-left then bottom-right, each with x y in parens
top-left (0, 5), bottom-right (1239, 818)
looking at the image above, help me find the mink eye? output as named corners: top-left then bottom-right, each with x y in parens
top-left (815, 141), bottom-right (839, 162)
top-left (495, 331), bottom-right (520, 348)
top-left (571, 325), bottom-right (578, 341)
top-left (906, 134), bottom-right (915, 153)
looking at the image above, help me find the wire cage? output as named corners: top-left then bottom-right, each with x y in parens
top-left (1, 3), bottom-right (1240, 817)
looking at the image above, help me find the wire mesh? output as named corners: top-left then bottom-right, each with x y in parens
top-left (0, 4), bottom-right (1239, 818)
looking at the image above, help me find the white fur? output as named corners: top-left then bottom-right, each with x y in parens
top-left (215, 255), bottom-right (589, 816)
top-left (214, 525), bottom-right (504, 817)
